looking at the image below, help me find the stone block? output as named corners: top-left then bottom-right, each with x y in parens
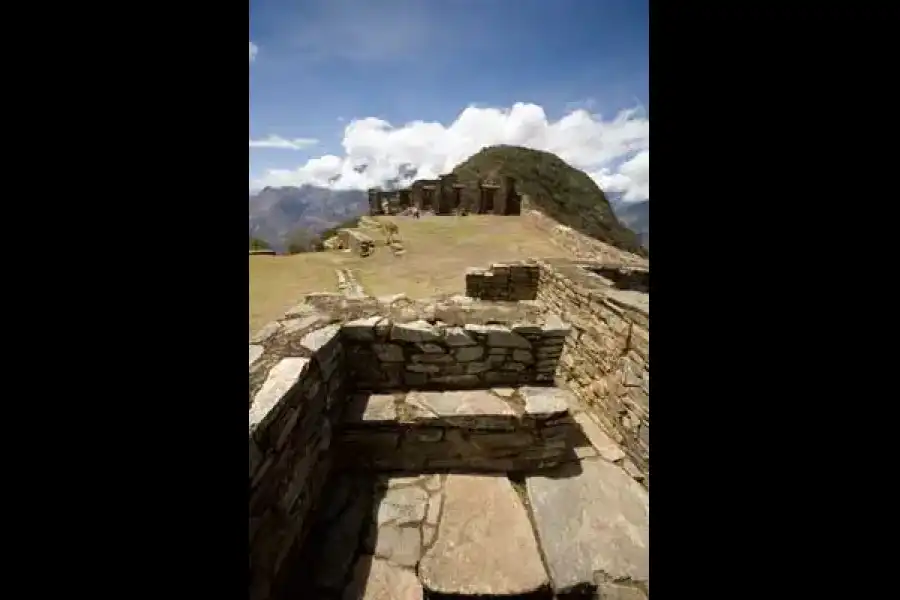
top-left (391, 320), bottom-right (439, 343)
top-left (407, 363), bottom-right (441, 373)
top-left (249, 345), bottom-right (264, 367)
top-left (412, 353), bottom-right (454, 364)
top-left (443, 327), bottom-right (477, 346)
top-left (512, 349), bottom-right (534, 363)
top-left (541, 315), bottom-right (571, 337)
top-left (249, 358), bottom-right (311, 433)
top-left (372, 343), bottom-right (404, 362)
top-left (417, 343), bottom-right (445, 354)
top-left (455, 346), bottom-right (484, 362)
top-left (341, 316), bottom-right (382, 341)
top-left (520, 386), bottom-right (570, 417)
top-left (300, 324), bottom-right (341, 355)
top-left (486, 328), bottom-right (531, 349)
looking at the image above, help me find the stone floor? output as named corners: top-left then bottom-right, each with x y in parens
top-left (277, 409), bottom-right (649, 599)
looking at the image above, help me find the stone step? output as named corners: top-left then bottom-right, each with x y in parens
top-left (418, 474), bottom-right (549, 597)
top-left (336, 387), bottom-right (580, 472)
top-left (525, 458), bottom-right (649, 597)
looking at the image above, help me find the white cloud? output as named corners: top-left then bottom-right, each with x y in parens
top-left (595, 150), bottom-right (649, 203)
top-left (249, 135), bottom-right (319, 151)
top-left (250, 102), bottom-right (650, 202)
top-left (249, 41), bottom-right (258, 62)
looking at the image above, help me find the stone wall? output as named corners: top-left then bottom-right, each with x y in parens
top-left (465, 261), bottom-right (540, 301)
top-left (249, 320), bottom-right (346, 600)
top-left (534, 258), bottom-right (649, 484)
top-left (249, 292), bottom-right (577, 600)
top-left (524, 208), bottom-right (649, 268)
top-left (335, 386), bottom-right (589, 472)
top-left (341, 316), bottom-right (569, 391)
top-left (250, 288), bottom-right (648, 598)
top-left (337, 228), bottom-right (375, 257)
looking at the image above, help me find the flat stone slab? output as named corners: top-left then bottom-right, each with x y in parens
top-left (526, 458), bottom-right (649, 593)
top-left (519, 386), bottom-right (570, 416)
top-left (343, 557), bottom-right (423, 600)
top-left (376, 485), bottom-right (428, 527)
top-left (345, 393), bottom-right (397, 423)
top-left (370, 475), bottom-right (442, 570)
top-left (249, 344), bottom-right (263, 367)
top-left (573, 412), bottom-right (626, 462)
top-left (407, 390), bottom-right (515, 420)
top-left (248, 358), bottom-right (310, 430)
top-left (418, 475), bottom-right (548, 596)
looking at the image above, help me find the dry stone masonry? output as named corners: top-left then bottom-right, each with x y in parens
top-left (371, 174), bottom-right (523, 216)
top-left (249, 320), bottom-right (345, 600)
top-left (337, 228), bottom-right (375, 257)
top-left (465, 258), bottom-right (650, 486)
top-left (341, 315), bottom-right (568, 390)
top-left (249, 256), bottom-right (649, 600)
top-left (465, 261), bottom-right (541, 301)
top-left (336, 387), bottom-right (587, 472)
top-left (524, 207), bottom-right (649, 268)
top-left (536, 259), bottom-right (650, 486)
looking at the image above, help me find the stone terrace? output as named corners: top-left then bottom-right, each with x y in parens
top-left (250, 261), bottom-right (649, 600)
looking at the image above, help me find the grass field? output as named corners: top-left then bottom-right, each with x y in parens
top-left (249, 215), bottom-right (574, 334)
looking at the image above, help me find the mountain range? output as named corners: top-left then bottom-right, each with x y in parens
top-left (607, 194), bottom-right (649, 249)
top-left (248, 186), bottom-right (368, 252)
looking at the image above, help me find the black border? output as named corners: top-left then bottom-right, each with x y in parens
top-left (38, 5), bottom-right (249, 598)
top-left (652, 4), bottom-right (893, 596)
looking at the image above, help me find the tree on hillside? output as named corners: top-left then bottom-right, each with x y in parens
top-left (250, 237), bottom-right (271, 251)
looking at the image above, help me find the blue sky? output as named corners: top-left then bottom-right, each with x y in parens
top-left (249, 0), bottom-right (649, 199)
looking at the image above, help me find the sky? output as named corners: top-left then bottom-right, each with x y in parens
top-left (249, 0), bottom-right (649, 202)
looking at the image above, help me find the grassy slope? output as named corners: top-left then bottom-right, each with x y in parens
top-left (249, 215), bottom-right (573, 333)
top-left (451, 145), bottom-right (648, 257)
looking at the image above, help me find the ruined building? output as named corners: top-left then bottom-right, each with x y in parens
top-left (249, 256), bottom-right (650, 599)
top-left (369, 174), bottom-right (524, 217)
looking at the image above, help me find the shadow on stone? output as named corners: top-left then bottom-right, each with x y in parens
top-left (271, 474), bottom-right (387, 600)
top-left (334, 389), bottom-right (592, 474)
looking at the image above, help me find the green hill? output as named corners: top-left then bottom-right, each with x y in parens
top-left (451, 145), bottom-right (648, 257)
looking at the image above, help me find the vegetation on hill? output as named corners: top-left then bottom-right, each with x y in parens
top-left (451, 145), bottom-right (648, 257)
top-left (284, 229), bottom-right (320, 255)
top-left (316, 217), bottom-right (362, 245)
top-left (283, 217), bottom-right (363, 255)
top-left (250, 237), bottom-right (272, 251)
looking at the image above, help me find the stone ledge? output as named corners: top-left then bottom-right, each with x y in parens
top-left (334, 387), bottom-right (592, 471)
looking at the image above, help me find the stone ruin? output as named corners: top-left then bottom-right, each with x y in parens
top-left (336, 228), bottom-right (375, 257)
top-left (249, 258), bottom-right (650, 600)
top-left (467, 259), bottom-right (650, 479)
top-left (370, 174), bottom-right (524, 217)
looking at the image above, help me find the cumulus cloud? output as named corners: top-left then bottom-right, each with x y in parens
top-left (249, 41), bottom-right (258, 62)
top-left (250, 102), bottom-right (650, 202)
top-left (249, 135), bottom-right (319, 151)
